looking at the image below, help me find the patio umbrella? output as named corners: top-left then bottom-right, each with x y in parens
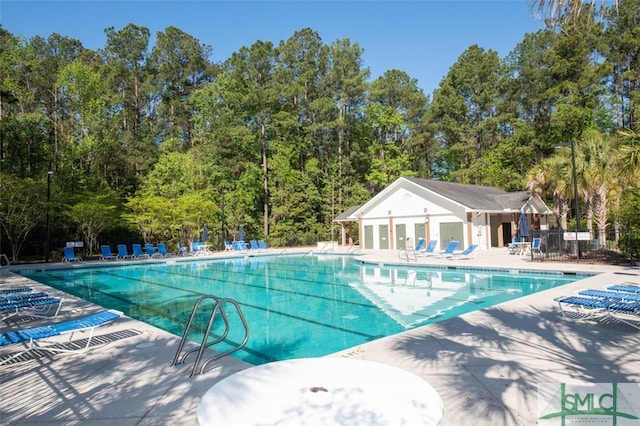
top-left (238, 225), bottom-right (245, 242)
top-left (518, 213), bottom-right (529, 240)
top-left (202, 224), bottom-right (208, 242)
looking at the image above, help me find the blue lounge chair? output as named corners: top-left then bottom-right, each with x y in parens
top-left (1, 291), bottom-right (50, 304)
top-left (191, 241), bottom-right (210, 256)
top-left (191, 241), bottom-right (203, 253)
top-left (249, 240), bottom-right (262, 251)
top-left (1, 292), bottom-right (62, 320)
top-left (232, 241), bottom-right (248, 252)
top-left (145, 244), bottom-right (159, 258)
top-left (99, 245), bottom-right (117, 260)
top-left (117, 245), bottom-right (134, 260)
top-left (506, 237), bottom-right (522, 255)
top-left (417, 240), bottom-right (438, 257)
top-left (62, 247), bottom-right (82, 262)
top-left (606, 284), bottom-right (640, 294)
top-left (132, 244), bottom-right (149, 259)
top-left (178, 242), bottom-right (190, 256)
top-left (436, 241), bottom-right (459, 258)
top-left (0, 287), bottom-right (32, 295)
top-left (0, 309), bottom-right (122, 365)
top-left (556, 295), bottom-right (640, 330)
top-left (224, 240), bottom-right (234, 252)
top-left (578, 289), bottom-right (640, 303)
top-left (258, 240), bottom-right (268, 251)
top-left (447, 244), bottom-right (478, 260)
top-left (413, 238), bottom-right (426, 251)
top-left (156, 243), bottom-right (169, 257)
top-left (531, 238), bottom-right (542, 256)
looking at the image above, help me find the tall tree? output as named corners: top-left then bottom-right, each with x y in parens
top-left (601, 0), bottom-right (640, 130)
top-left (226, 40), bottom-right (279, 237)
top-left (324, 38), bottom-right (369, 211)
top-left (0, 173), bottom-right (41, 261)
top-left (531, 0), bottom-right (613, 20)
top-left (428, 45), bottom-right (505, 183)
top-left (274, 28), bottom-right (330, 173)
top-left (368, 69), bottom-right (429, 180)
top-left (149, 26), bottom-right (214, 149)
top-left (101, 24), bottom-right (158, 196)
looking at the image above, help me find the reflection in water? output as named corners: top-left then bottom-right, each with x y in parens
top-left (19, 256), bottom-right (575, 365)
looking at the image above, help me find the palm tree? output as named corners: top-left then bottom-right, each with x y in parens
top-left (526, 155), bottom-right (572, 229)
top-left (530, 0), bottom-right (616, 19)
top-left (575, 130), bottom-right (616, 248)
top-left (617, 129), bottom-right (640, 181)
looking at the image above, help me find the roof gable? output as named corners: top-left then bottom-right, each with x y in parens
top-left (404, 177), bottom-right (507, 211)
top-left (341, 177), bottom-right (552, 220)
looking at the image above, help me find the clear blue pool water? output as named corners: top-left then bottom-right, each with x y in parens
top-left (18, 254), bottom-right (579, 365)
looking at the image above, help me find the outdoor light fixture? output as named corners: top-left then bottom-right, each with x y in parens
top-left (45, 170), bottom-right (53, 263)
top-left (554, 141), bottom-right (580, 261)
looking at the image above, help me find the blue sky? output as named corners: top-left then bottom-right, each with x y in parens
top-left (2, 1), bottom-right (545, 96)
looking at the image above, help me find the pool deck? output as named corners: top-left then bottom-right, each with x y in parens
top-left (1, 248), bottom-right (639, 425)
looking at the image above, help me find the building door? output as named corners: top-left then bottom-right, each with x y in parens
top-left (364, 225), bottom-right (373, 249)
top-left (501, 217), bottom-right (513, 245)
top-left (395, 224), bottom-right (407, 249)
top-left (414, 223), bottom-right (426, 245)
top-left (378, 224), bottom-right (389, 249)
top-left (439, 222), bottom-right (464, 249)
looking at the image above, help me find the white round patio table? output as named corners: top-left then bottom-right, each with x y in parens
top-left (197, 357), bottom-right (443, 426)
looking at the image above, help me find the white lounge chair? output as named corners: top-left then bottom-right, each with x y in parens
top-left (0, 309), bottom-right (122, 365)
top-left (446, 244), bottom-right (478, 260)
top-left (556, 295), bottom-right (640, 330)
top-left (436, 241), bottom-right (459, 258)
top-left (417, 240), bottom-right (438, 257)
top-left (1, 292), bottom-right (62, 320)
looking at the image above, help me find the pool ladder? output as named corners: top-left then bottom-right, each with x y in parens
top-left (398, 247), bottom-right (417, 262)
top-left (171, 295), bottom-right (250, 376)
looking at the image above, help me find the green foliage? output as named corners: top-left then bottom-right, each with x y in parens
top-left (126, 191), bottom-right (218, 247)
top-left (617, 190), bottom-right (640, 260)
top-left (2, 3), bottom-right (640, 259)
top-left (0, 173), bottom-right (41, 261)
top-left (65, 192), bottom-right (124, 255)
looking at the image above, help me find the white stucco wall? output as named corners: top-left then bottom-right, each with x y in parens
top-left (359, 185), bottom-right (470, 250)
top-left (353, 178), bottom-right (553, 251)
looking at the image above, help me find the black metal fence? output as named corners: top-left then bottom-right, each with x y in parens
top-left (529, 228), bottom-right (632, 262)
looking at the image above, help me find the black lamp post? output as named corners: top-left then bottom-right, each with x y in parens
top-left (554, 141), bottom-right (580, 261)
top-left (220, 189), bottom-right (227, 249)
top-left (45, 170), bottom-right (53, 263)
top-left (569, 140), bottom-right (581, 261)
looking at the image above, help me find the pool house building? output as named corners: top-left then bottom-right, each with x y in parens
top-left (335, 177), bottom-right (553, 252)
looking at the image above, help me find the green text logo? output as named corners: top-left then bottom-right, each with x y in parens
top-left (538, 383), bottom-right (640, 426)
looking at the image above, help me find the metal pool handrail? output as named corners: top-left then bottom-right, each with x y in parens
top-left (171, 294), bottom-right (250, 376)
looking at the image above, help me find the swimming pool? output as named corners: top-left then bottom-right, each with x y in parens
top-left (19, 255), bottom-right (579, 365)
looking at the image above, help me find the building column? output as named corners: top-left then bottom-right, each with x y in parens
top-left (466, 212), bottom-right (473, 247)
top-left (388, 215), bottom-right (394, 250)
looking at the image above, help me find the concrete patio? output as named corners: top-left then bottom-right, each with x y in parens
top-left (1, 248), bottom-right (639, 425)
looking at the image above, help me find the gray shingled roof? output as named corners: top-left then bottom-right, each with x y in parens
top-left (493, 192), bottom-right (533, 210)
top-left (334, 177), bottom-right (541, 221)
top-left (404, 177), bottom-right (529, 211)
top-left (334, 204), bottom-right (362, 221)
